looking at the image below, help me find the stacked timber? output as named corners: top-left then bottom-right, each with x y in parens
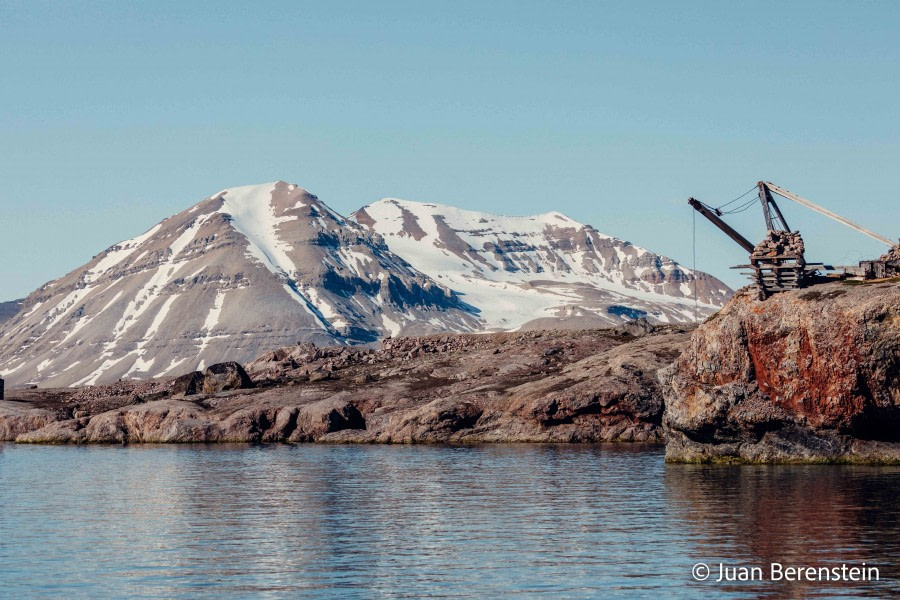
top-left (750, 230), bottom-right (808, 296)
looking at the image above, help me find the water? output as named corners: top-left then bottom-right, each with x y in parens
top-left (0, 443), bottom-right (897, 599)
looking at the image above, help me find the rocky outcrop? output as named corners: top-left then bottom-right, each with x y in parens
top-left (507, 334), bottom-right (683, 442)
top-left (0, 401), bottom-right (58, 440)
top-left (662, 280), bottom-right (900, 463)
top-left (4, 326), bottom-right (692, 444)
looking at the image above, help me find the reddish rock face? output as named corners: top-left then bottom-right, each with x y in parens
top-left (663, 280), bottom-right (900, 463)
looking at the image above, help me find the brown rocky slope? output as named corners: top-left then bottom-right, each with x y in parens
top-left (662, 279), bottom-right (900, 463)
top-left (2, 323), bottom-right (689, 444)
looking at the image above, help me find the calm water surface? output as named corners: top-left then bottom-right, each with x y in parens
top-left (1, 443), bottom-right (898, 599)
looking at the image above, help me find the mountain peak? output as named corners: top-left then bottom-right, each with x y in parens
top-left (208, 180), bottom-right (313, 201)
top-left (370, 198), bottom-right (580, 226)
top-left (538, 210), bottom-right (574, 222)
top-left (0, 182), bottom-right (731, 387)
top-left (0, 183), bottom-right (479, 387)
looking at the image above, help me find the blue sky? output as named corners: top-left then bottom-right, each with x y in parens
top-left (2, 0), bottom-right (898, 298)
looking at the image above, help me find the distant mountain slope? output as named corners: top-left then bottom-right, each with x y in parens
top-left (0, 181), bottom-right (731, 387)
top-left (0, 182), bottom-right (477, 387)
top-left (0, 299), bottom-right (23, 325)
top-left (353, 199), bottom-right (730, 330)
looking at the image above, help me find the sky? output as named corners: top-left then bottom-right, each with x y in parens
top-left (1, 0), bottom-right (898, 299)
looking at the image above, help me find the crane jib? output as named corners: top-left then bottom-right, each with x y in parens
top-left (763, 182), bottom-right (895, 248)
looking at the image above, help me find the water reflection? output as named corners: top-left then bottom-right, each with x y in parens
top-left (0, 444), bottom-right (897, 598)
top-left (665, 464), bottom-right (900, 598)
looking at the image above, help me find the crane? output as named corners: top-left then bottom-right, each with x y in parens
top-left (689, 181), bottom-right (898, 298)
top-left (762, 182), bottom-right (895, 247)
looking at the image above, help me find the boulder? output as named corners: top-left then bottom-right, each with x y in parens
top-left (615, 317), bottom-right (656, 338)
top-left (172, 371), bottom-right (204, 396)
top-left (289, 397), bottom-right (366, 441)
top-left (202, 362), bottom-right (254, 395)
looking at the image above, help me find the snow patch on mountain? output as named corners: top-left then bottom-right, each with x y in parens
top-left (215, 183), bottom-right (332, 328)
top-left (217, 183), bottom-right (296, 278)
top-left (354, 198), bottom-right (731, 330)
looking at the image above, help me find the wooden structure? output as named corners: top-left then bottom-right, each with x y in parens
top-left (860, 258), bottom-right (900, 280)
top-left (750, 255), bottom-right (819, 293)
top-left (690, 181), bottom-right (898, 298)
top-left (732, 253), bottom-right (826, 300)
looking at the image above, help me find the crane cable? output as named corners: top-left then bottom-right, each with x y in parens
top-left (692, 208), bottom-right (698, 323)
top-left (696, 185), bottom-right (758, 215)
top-left (691, 183), bottom-right (758, 324)
top-left (716, 185), bottom-right (758, 211)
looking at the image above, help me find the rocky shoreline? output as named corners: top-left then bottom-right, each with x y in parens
top-left (1, 322), bottom-right (688, 445)
top-left (2, 279), bottom-right (897, 463)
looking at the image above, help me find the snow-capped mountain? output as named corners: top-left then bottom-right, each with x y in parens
top-left (0, 182), bottom-right (478, 387)
top-left (0, 181), bottom-right (731, 387)
top-left (353, 199), bottom-right (730, 330)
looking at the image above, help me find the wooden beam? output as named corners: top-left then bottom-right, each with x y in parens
top-left (688, 198), bottom-right (756, 254)
top-left (758, 181), bottom-right (775, 231)
top-left (764, 182), bottom-right (896, 248)
top-left (758, 181), bottom-right (791, 231)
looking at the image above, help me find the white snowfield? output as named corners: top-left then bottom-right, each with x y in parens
top-left (217, 183), bottom-right (329, 327)
top-left (354, 198), bottom-right (730, 330)
top-left (0, 181), bottom-right (731, 387)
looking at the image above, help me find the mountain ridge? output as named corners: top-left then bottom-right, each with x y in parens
top-left (0, 181), bottom-right (730, 387)
top-left (353, 197), bottom-right (729, 330)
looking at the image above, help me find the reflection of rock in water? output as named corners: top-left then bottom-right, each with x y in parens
top-left (664, 465), bottom-right (900, 597)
